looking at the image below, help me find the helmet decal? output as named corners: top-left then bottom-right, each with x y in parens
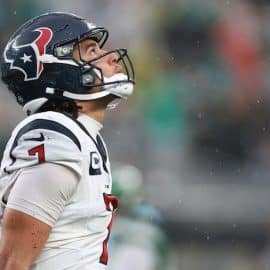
top-left (4, 27), bottom-right (53, 81)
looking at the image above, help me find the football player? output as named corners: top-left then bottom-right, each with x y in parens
top-left (0, 12), bottom-right (135, 270)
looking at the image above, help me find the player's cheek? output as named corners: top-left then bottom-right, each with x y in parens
top-left (94, 61), bottom-right (113, 77)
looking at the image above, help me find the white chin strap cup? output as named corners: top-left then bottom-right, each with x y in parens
top-left (98, 72), bottom-right (134, 99)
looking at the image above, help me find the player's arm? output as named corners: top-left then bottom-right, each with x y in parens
top-left (0, 209), bottom-right (51, 270)
top-left (0, 162), bottom-right (80, 269)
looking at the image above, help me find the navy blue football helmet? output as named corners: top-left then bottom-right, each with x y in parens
top-left (1, 12), bottom-right (135, 113)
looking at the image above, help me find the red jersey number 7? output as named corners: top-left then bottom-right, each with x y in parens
top-left (28, 144), bottom-right (45, 163)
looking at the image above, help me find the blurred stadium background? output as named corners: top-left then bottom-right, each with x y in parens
top-left (2, 0), bottom-right (270, 269)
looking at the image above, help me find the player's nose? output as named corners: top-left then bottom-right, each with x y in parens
top-left (107, 52), bottom-right (123, 73)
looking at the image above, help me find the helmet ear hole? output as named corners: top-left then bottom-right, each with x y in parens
top-left (82, 69), bottom-right (96, 86)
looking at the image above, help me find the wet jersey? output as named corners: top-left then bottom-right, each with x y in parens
top-left (0, 111), bottom-right (118, 270)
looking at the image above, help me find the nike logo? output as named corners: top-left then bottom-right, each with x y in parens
top-left (24, 133), bottom-right (45, 142)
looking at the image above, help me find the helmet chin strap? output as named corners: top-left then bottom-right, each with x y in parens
top-left (40, 56), bottom-right (133, 100)
top-left (23, 72), bottom-right (134, 115)
top-left (60, 72), bottom-right (134, 100)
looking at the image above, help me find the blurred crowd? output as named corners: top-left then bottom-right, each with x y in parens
top-left (2, 0), bottom-right (270, 269)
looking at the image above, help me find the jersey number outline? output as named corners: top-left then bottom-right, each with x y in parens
top-left (99, 217), bottom-right (113, 265)
top-left (99, 193), bottom-right (119, 265)
top-left (28, 144), bottom-right (45, 163)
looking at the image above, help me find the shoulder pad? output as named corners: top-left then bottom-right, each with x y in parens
top-left (1, 117), bottom-right (82, 176)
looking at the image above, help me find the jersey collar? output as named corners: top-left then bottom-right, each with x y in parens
top-left (77, 113), bottom-right (103, 135)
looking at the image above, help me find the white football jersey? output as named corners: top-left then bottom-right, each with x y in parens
top-left (0, 111), bottom-right (118, 270)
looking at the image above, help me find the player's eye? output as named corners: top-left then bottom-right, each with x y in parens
top-left (79, 45), bottom-right (99, 62)
top-left (87, 46), bottom-right (98, 56)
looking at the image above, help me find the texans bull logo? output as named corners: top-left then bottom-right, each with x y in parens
top-left (4, 27), bottom-right (53, 81)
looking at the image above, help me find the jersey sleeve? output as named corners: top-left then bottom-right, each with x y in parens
top-left (6, 162), bottom-right (79, 226)
top-left (1, 118), bottom-right (83, 177)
